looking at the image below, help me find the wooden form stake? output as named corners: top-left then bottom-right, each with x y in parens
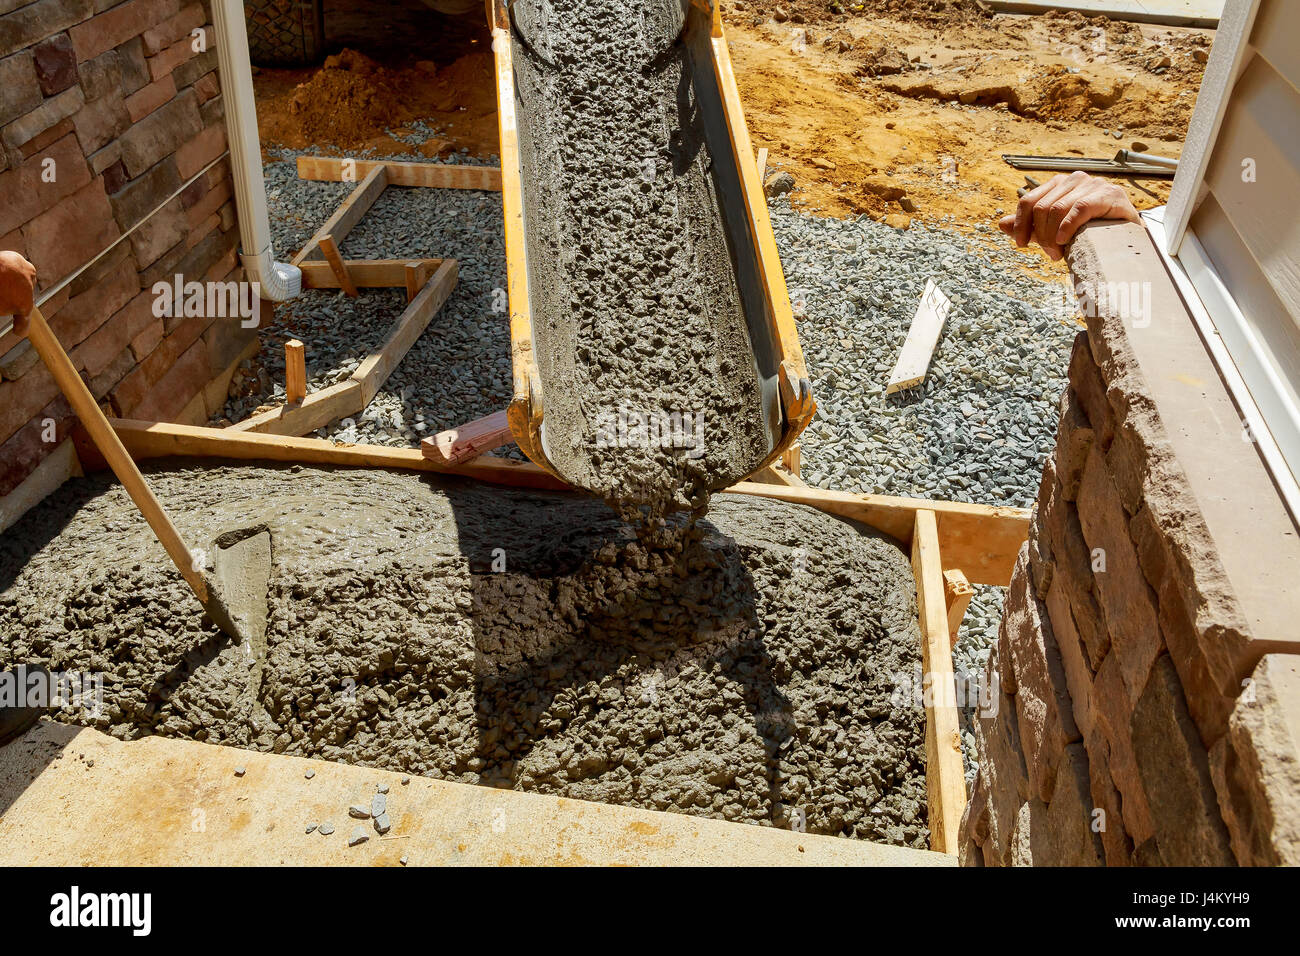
top-left (404, 262), bottom-right (421, 303)
top-left (782, 442), bottom-right (801, 477)
top-left (911, 509), bottom-right (967, 855)
top-left (943, 568), bottom-right (974, 647)
top-left (284, 340), bottom-right (306, 405)
top-left (317, 235), bottom-right (358, 297)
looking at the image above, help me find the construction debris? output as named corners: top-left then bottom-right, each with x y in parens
top-left (886, 279), bottom-right (953, 395)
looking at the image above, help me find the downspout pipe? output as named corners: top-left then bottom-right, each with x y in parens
top-left (211, 0), bottom-right (301, 302)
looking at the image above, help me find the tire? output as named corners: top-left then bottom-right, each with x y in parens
top-left (244, 0), bottom-right (326, 67)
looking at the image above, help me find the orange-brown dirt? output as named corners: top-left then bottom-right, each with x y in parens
top-left (253, 45), bottom-right (501, 159)
top-left (728, 0), bottom-right (1209, 227)
top-left (251, 0), bottom-right (1211, 235)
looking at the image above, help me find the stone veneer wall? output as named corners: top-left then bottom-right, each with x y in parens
top-left (960, 230), bottom-right (1300, 866)
top-left (0, 0), bottom-right (258, 510)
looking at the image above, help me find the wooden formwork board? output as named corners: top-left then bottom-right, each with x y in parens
top-left (98, 419), bottom-right (570, 490)
top-left (298, 259), bottom-right (444, 290)
top-left (353, 260), bottom-right (458, 405)
top-left (227, 381), bottom-right (364, 437)
top-left (723, 482), bottom-right (1028, 587)
top-left (101, 418), bottom-right (1027, 586)
top-left (292, 164), bottom-right (389, 266)
top-left (911, 509), bottom-right (968, 854)
top-left (296, 155), bottom-right (502, 191)
top-left (227, 261), bottom-right (458, 436)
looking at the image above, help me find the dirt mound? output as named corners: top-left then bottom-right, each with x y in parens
top-left (284, 49), bottom-right (409, 148)
top-left (1, 463), bottom-right (929, 845)
top-left (255, 47), bottom-right (500, 155)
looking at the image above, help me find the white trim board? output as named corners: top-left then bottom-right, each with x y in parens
top-left (1143, 207), bottom-right (1300, 521)
top-left (1162, 0), bottom-right (1262, 254)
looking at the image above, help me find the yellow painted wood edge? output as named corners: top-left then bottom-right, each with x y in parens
top-left (492, 21), bottom-right (561, 481)
top-left (911, 509), bottom-right (968, 855)
top-left (709, 22), bottom-right (815, 437)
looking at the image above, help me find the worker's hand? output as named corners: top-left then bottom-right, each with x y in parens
top-left (999, 171), bottom-right (1140, 260)
top-left (0, 250), bottom-right (37, 336)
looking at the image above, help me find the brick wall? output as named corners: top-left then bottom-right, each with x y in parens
top-left (0, 0), bottom-right (257, 501)
top-left (960, 233), bottom-right (1300, 866)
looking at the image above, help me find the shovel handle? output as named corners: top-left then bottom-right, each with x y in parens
top-left (23, 305), bottom-right (210, 604)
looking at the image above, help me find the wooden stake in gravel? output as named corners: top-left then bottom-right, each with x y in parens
top-left (911, 508), bottom-right (967, 855)
top-left (886, 278), bottom-right (952, 395)
top-left (318, 235), bottom-right (358, 297)
top-left (285, 339), bottom-right (306, 405)
top-left (943, 568), bottom-right (974, 647)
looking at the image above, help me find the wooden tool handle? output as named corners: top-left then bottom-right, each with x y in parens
top-left (24, 306), bottom-right (209, 603)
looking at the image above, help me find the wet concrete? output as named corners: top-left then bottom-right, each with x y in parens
top-left (0, 462), bottom-right (928, 845)
top-left (511, 0), bottom-right (775, 517)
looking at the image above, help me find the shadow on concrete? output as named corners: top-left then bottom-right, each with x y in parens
top-left (442, 480), bottom-right (795, 824)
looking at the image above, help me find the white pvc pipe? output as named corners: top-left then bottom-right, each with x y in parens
top-left (211, 0), bottom-right (301, 302)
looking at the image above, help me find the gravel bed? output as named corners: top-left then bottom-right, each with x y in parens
top-left (230, 148), bottom-right (1075, 781)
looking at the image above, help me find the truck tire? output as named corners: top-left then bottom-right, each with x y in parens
top-left (244, 0), bottom-right (325, 67)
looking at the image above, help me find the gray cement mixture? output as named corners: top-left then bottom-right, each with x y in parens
top-left (0, 463), bottom-right (928, 845)
top-left (512, 0), bottom-right (773, 517)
